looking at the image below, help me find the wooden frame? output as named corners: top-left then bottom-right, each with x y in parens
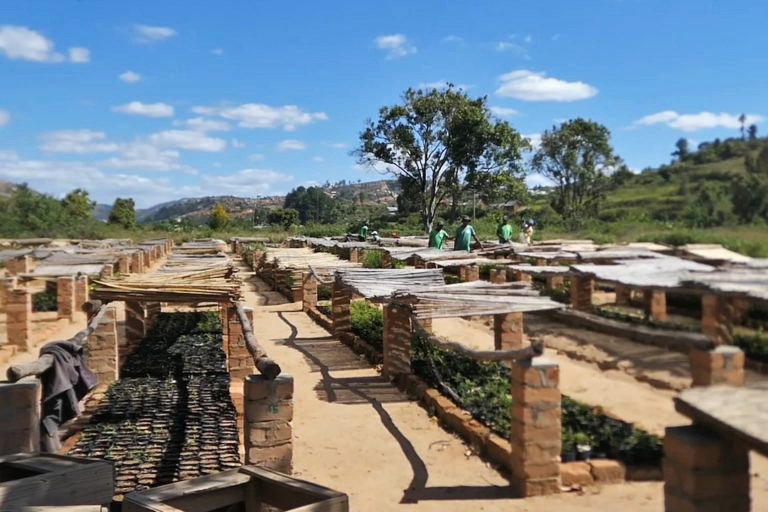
top-left (123, 466), bottom-right (348, 512)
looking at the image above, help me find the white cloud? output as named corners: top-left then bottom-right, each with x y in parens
top-left (496, 70), bottom-right (598, 102)
top-left (40, 130), bottom-right (120, 153)
top-left (101, 143), bottom-right (190, 173)
top-left (632, 111), bottom-right (764, 132)
top-left (490, 106), bottom-right (519, 118)
top-left (312, 156), bottom-right (324, 163)
top-left (524, 133), bottom-right (542, 150)
top-left (119, 70), bottom-right (141, 83)
top-left (0, 109), bottom-right (9, 127)
top-left (249, 153), bottom-right (265, 161)
top-left (174, 117), bottom-right (230, 132)
top-left (210, 48), bottom-right (224, 56)
top-left (133, 24), bottom-right (176, 44)
top-left (148, 130), bottom-right (227, 152)
top-left (495, 35), bottom-right (531, 59)
top-left (442, 35), bottom-right (464, 44)
top-left (0, 25), bottom-right (65, 62)
top-left (201, 168), bottom-right (293, 196)
top-left (231, 138), bottom-right (246, 149)
top-left (375, 34), bottom-right (417, 59)
top-left (113, 101), bottom-right (175, 118)
top-left (418, 81), bottom-right (471, 91)
top-left (192, 103), bottom-right (328, 131)
top-left (68, 47), bottom-right (90, 63)
top-left (277, 139), bottom-right (306, 151)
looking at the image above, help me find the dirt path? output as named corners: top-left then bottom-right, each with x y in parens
top-left (241, 274), bottom-right (668, 511)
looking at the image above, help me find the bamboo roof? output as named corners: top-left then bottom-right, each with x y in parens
top-left (431, 257), bottom-right (504, 268)
top-left (335, 268), bottom-right (445, 300)
top-left (264, 247), bottom-right (360, 272)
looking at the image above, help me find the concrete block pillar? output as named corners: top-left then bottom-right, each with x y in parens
top-left (124, 301), bottom-right (146, 361)
top-left (244, 375), bottom-right (294, 474)
top-left (615, 284), bottom-right (631, 306)
top-left (131, 251), bottom-right (144, 274)
top-left (332, 278), bottom-right (352, 336)
top-left (460, 265), bottom-right (479, 282)
top-left (85, 306), bottom-right (119, 387)
top-left (99, 264), bottom-right (114, 279)
top-left (644, 289), bottom-right (668, 322)
top-left (302, 273), bottom-right (318, 312)
top-left (570, 276), bottom-right (593, 311)
top-left (689, 345), bottom-right (745, 387)
top-left (0, 380), bottom-right (40, 456)
top-left (6, 255), bottom-right (32, 275)
top-left (56, 276), bottom-right (76, 322)
top-left (490, 268), bottom-right (507, 284)
top-left (74, 275), bottom-right (89, 312)
top-left (510, 357), bottom-right (561, 497)
top-left (546, 275), bottom-right (564, 290)
top-left (663, 425), bottom-right (750, 512)
top-left (701, 294), bottom-right (730, 344)
top-left (494, 312), bottom-right (524, 350)
top-left (228, 305), bottom-right (254, 380)
top-left (382, 304), bottom-right (412, 379)
top-left (7, 289), bottom-right (32, 351)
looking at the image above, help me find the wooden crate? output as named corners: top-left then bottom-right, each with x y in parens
top-left (0, 453), bottom-right (113, 511)
top-left (123, 466), bottom-right (348, 512)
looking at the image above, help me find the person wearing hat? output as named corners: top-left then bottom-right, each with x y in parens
top-left (358, 220), bottom-right (369, 242)
top-left (371, 230), bottom-right (381, 244)
top-left (496, 215), bottom-right (513, 244)
top-left (454, 215), bottom-right (482, 252)
top-left (428, 221), bottom-right (449, 250)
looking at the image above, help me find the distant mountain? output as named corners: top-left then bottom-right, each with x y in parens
top-left (94, 203), bottom-right (112, 222)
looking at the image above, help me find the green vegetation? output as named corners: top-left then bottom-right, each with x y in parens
top-left (734, 330), bottom-right (768, 363)
top-left (108, 197), bottom-right (137, 229)
top-left (32, 290), bottom-right (57, 312)
top-left (284, 185), bottom-right (339, 224)
top-left (350, 301), bottom-right (383, 351)
top-left (362, 251), bottom-right (385, 268)
top-left (208, 204), bottom-right (230, 230)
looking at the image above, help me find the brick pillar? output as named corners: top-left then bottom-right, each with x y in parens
top-left (460, 265), bottom-right (479, 282)
top-left (131, 251), bottom-right (144, 274)
top-left (6, 255), bottom-right (32, 275)
top-left (382, 304), bottom-right (412, 379)
top-left (494, 312), bottom-right (524, 350)
top-left (509, 268), bottom-right (532, 283)
top-left (118, 256), bottom-right (131, 274)
top-left (56, 276), bottom-right (76, 322)
top-left (124, 301), bottom-right (146, 361)
top-left (74, 275), bottom-right (89, 312)
top-left (414, 257), bottom-right (426, 269)
top-left (7, 289), bottom-right (32, 351)
top-left (510, 357), bottom-right (561, 497)
top-left (0, 276), bottom-right (17, 311)
top-left (644, 289), bottom-right (667, 322)
top-left (100, 264), bottom-right (114, 279)
top-left (302, 273), bottom-right (317, 312)
top-left (689, 346), bottom-right (745, 387)
top-left (244, 375), bottom-right (293, 474)
top-left (701, 294), bottom-right (730, 344)
top-left (382, 252), bottom-right (393, 269)
top-left (350, 248), bottom-right (361, 263)
top-left (290, 271), bottom-right (303, 303)
top-left (615, 284), bottom-right (630, 306)
top-left (332, 278), bottom-right (352, 336)
top-left (229, 305), bottom-right (254, 380)
top-left (0, 380), bottom-right (40, 456)
top-left (664, 425), bottom-right (749, 512)
top-left (546, 275), bottom-right (564, 290)
top-left (490, 268), bottom-right (507, 284)
top-left (145, 302), bottom-right (162, 332)
top-left (570, 276), bottom-right (593, 311)
top-left (85, 306), bottom-right (119, 387)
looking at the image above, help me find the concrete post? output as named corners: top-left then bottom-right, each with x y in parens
top-left (490, 268), bottom-right (507, 284)
top-left (570, 276), bottom-right (593, 311)
top-left (644, 289), bottom-right (668, 322)
top-left (382, 304), bottom-right (412, 380)
top-left (494, 312), bottom-right (524, 350)
top-left (689, 346), bottom-right (745, 387)
top-left (7, 289), bottom-right (32, 351)
top-left (74, 275), bottom-right (89, 312)
top-left (85, 306), bottom-right (119, 387)
top-left (0, 380), bottom-right (40, 455)
top-left (244, 375), bottom-right (294, 474)
top-left (615, 284), bottom-right (631, 306)
top-left (664, 425), bottom-right (750, 512)
top-left (302, 273), bottom-right (318, 312)
top-left (510, 357), bottom-right (561, 497)
top-left (56, 276), bottom-right (76, 322)
top-left (332, 278), bottom-right (352, 337)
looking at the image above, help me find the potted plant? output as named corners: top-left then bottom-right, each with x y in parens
top-left (574, 432), bottom-right (592, 461)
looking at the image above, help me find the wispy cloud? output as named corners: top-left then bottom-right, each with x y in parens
top-left (277, 139), bottom-right (306, 151)
top-left (119, 70), bottom-right (141, 83)
top-left (133, 24), bottom-right (176, 44)
top-left (495, 34), bottom-right (532, 59)
top-left (632, 111), bottom-right (764, 132)
top-left (442, 35), bottom-right (464, 44)
top-left (209, 48), bottom-right (224, 56)
top-left (375, 34), bottom-right (417, 59)
top-left (113, 101), bottom-right (175, 118)
top-left (40, 129), bottom-right (120, 153)
top-left (489, 106), bottom-right (519, 118)
top-left (0, 109), bottom-right (9, 127)
top-left (193, 103), bottom-right (327, 131)
top-left (148, 130), bottom-right (227, 152)
top-left (0, 25), bottom-right (88, 63)
top-left (496, 70), bottom-right (598, 102)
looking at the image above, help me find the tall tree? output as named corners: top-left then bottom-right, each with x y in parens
top-left (208, 204), bottom-right (230, 230)
top-left (732, 145), bottom-right (768, 223)
top-left (671, 138), bottom-right (690, 162)
top-left (284, 186), bottom-right (338, 224)
top-left (267, 208), bottom-right (299, 229)
top-left (61, 188), bottom-right (95, 223)
top-left (748, 124), bottom-right (758, 141)
top-left (108, 198), bottom-right (137, 229)
top-left (356, 86), bottom-right (528, 232)
top-left (739, 113), bottom-right (747, 140)
top-left (531, 118), bottom-right (619, 224)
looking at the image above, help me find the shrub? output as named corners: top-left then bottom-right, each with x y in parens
top-left (32, 291), bottom-right (58, 312)
top-left (350, 301), bottom-right (384, 351)
top-left (734, 330), bottom-right (768, 363)
top-left (362, 251), bottom-right (385, 269)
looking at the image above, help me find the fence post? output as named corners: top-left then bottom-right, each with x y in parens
top-left (244, 375), bottom-right (294, 474)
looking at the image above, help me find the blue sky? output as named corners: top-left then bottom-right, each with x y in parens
top-left (1, 0), bottom-right (766, 207)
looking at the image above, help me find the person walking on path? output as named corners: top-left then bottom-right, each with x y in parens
top-left (358, 221), bottom-right (369, 242)
top-left (496, 216), bottom-right (513, 244)
top-left (454, 215), bottom-right (482, 252)
top-left (429, 221), bottom-right (449, 250)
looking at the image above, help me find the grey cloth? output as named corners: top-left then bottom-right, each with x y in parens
top-left (39, 341), bottom-right (97, 452)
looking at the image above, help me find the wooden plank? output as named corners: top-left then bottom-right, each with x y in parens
top-left (123, 470), bottom-right (249, 512)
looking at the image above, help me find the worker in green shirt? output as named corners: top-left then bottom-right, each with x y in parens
top-left (496, 216), bottom-right (513, 244)
top-left (358, 221), bottom-right (369, 242)
top-left (454, 215), bottom-right (483, 252)
top-left (428, 222), bottom-right (449, 250)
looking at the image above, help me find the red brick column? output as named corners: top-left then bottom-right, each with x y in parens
top-left (7, 289), bottom-right (32, 351)
top-left (382, 304), bottom-right (412, 379)
top-left (290, 271), bottom-right (304, 303)
top-left (117, 256), bottom-right (130, 274)
top-left (643, 289), bottom-right (667, 322)
top-left (728, 297), bottom-right (751, 326)
top-left (494, 312), bottom-right (524, 350)
top-left (56, 276), bottom-right (76, 322)
top-left (689, 345), bottom-right (745, 387)
top-left (74, 275), bottom-right (89, 312)
top-left (6, 255), bottom-right (32, 275)
top-left (570, 276), bottom-right (593, 311)
top-left (228, 305), bottom-right (255, 380)
top-left (615, 284), bottom-right (631, 306)
top-left (123, 301), bottom-right (146, 361)
top-left (145, 302), bottom-right (161, 332)
top-left (460, 265), bottom-right (479, 282)
top-left (664, 425), bottom-right (749, 512)
top-left (510, 357), bottom-right (561, 497)
top-left (349, 248), bottom-right (362, 263)
top-left (490, 268), bottom-right (507, 284)
top-left (131, 251), bottom-right (144, 274)
top-left (332, 278), bottom-right (352, 336)
top-left (0, 276), bottom-right (17, 312)
top-left (85, 306), bottom-right (119, 387)
top-left (382, 252), bottom-right (393, 269)
top-left (302, 273), bottom-right (317, 312)
top-left (0, 379), bottom-right (40, 456)
top-left (100, 264), bottom-right (114, 279)
top-left (546, 275), bottom-right (564, 290)
top-left (244, 374), bottom-right (294, 474)
top-left (701, 294), bottom-right (730, 344)
top-left (508, 268), bottom-right (532, 283)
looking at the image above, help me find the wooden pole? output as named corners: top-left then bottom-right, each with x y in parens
top-left (234, 302), bottom-right (281, 380)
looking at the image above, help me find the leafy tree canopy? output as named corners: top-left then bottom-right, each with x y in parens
top-left (208, 204), bottom-right (230, 230)
top-left (108, 197), bottom-right (137, 229)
